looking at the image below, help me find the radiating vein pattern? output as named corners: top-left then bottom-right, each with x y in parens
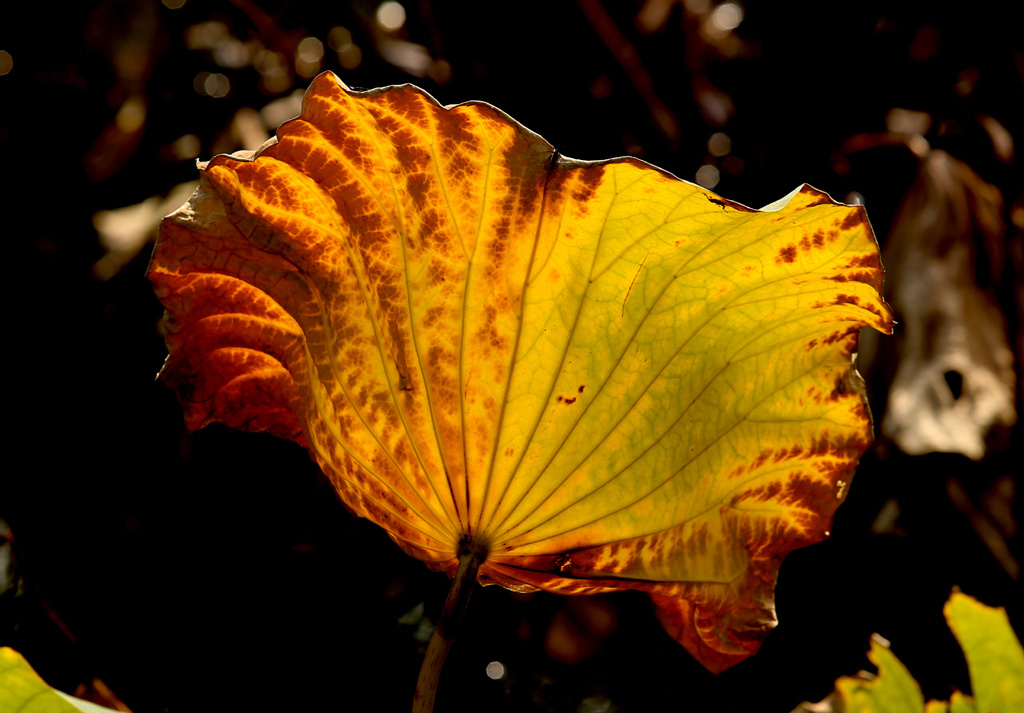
top-left (150, 72), bottom-right (893, 674)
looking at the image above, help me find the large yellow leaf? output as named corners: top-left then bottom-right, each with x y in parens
top-left (149, 71), bottom-right (892, 673)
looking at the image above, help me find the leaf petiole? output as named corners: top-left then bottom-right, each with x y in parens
top-left (412, 537), bottom-right (488, 713)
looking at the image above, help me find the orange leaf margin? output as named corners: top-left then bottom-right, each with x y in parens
top-left (150, 72), bottom-right (892, 673)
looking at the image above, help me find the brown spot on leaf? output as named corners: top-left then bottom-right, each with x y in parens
top-left (840, 210), bottom-right (866, 231)
top-left (822, 327), bottom-right (856, 346)
top-left (726, 464), bottom-right (748, 480)
top-left (802, 190), bottom-right (832, 207)
top-left (777, 245), bottom-right (797, 264)
top-left (499, 127), bottom-right (554, 223)
top-left (573, 164), bottom-right (605, 204)
top-left (828, 369), bottom-right (863, 403)
top-left (848, 253), bottom-right (881, 270)
top-left (835, 254), bottom-right (885, 290)
top-left (732, 480), bottom-right (782, 504)
top-left (772, 445), bottom-right (805, 463)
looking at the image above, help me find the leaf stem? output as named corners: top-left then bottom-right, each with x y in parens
top-left (412, 538), bottom-right (487, 713)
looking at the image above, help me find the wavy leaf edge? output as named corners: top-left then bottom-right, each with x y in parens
top-left (151, 71), bottom-right (893, 673)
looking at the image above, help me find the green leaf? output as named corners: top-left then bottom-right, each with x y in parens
top-left (834, 635), bottom-right (924, 713)
top-left (924, 692), bottom-right (978, 713)
top-left (944, 591), bottom-right (1024, 713)
top-left (797, 592), bottom-right (1023, 713)
top-left (0, 648), bottom-right (121, 713)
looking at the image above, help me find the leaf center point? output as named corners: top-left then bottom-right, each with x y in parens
top-left (457, 533), bottom-right (491, 563)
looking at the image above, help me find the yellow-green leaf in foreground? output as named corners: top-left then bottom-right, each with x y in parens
top-left (797, 592), bottom-right (1022, 713)
top-left (0, 648), bottom-right (122, 713)
top-left (945, 591), bottom-right (1024, 713)
top-left (925, 693), bottom-right (978, 713)
top-left (149, 71), bottom-right (893, 673)
top-left (834, 636), bottom-right (925, 713)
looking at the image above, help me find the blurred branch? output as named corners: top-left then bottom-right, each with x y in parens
top-left (946, 476), bottom-right (1020, 580)
top-left (227, 0), bottom-right (298, 66)
top-left (577, 0), bottom-right (680, 147)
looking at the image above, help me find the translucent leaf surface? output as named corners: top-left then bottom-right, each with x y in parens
top-left (149, 72), bottom-right (892, 672)
top-left (0, 648), bottom-right (121, 713)
top-left (797, 592), bottom-right (1022, 713)
top-left (932, 692), bottom-right (979, 713)
top-left (834, 637), bottom-right (924, 713)
top-left (945, 591), bottom-right (1024, 713)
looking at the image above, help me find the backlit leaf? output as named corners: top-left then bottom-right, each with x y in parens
top-left (797, 592), bottom-right (1022, 713)
top-left (0, 648), bottom-right (122, 713)
top-left (925, 693), bottom-right (979, 713)
top-left (834, 636), bottom-right (925, 713)
top-left (945, 591), bottom-right (1024, 713)
top-left (149, 71), bottom-right (892, 672)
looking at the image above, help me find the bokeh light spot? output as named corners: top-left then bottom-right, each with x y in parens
top-left (171, 134), bottom-right (201, 161)
top-left (707, 132), bottom-right (731, 157)
top-left (193, 72), bottom-right (210, 95)
top-left (261, 91), bottom-right (304, 130)
top-left (116, 97), bottom-right (147, 133)
top-left (338, 44), bottom-right (362, 70)
top-left (186, 21), bottom-right (228, 50)
top-left (377, 1), bottom-right (406, 31)
top-left (695, 164), bottom-right (720, 189)
top-left (885, 107), bottom-right (931, 136)
top-left (380, 40), bottom-right (431, 76)
top-left (485, 661), bottom-right (505, 680)
top-left (328, 27), bottom-right (353, 52)
top-left (254, 49), bottom-right (291, 92)
top-left (0, 51), bottom-right (12, 76)
top-left (298, 37), bottom-right (324, 63)
top-left (428, 58), bottom-right (452, 84)
top-left (162, 0), bottom-right (186, 8)
top-left (710, 2), bottom-right (744, 31)
top-left (204, 73), bottom-right (230, 98)
top-left (296, 37), bottom-right (324, 78)
top-left (254, 49), bottom-right (285, 76)
top-left (721, 155), bottom-right (744, 175)
top-left (214, 39), bottom-right (250, 69)
top-left (1011, 204), bottom-right (1024, 231)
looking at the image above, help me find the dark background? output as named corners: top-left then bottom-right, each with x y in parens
top-left (1, 1), bottom-right (1021, 711)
